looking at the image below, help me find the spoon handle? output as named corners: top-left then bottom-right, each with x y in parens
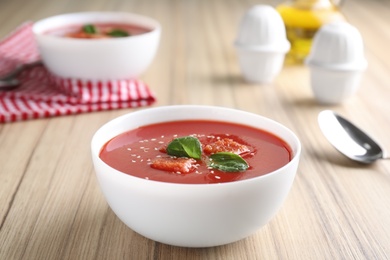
top-left (0, 78), bottom-right (19, 88)
top-left (0, 61), bottom-right (42, 81)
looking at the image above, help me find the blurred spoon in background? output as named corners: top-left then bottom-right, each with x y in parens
top-left (0, 61), bottom-right (42, 90)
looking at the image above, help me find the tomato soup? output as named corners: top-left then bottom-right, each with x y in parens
top-left (44, 23), bottom-right (151, 38)
top-left (99, 120), bottom-right (292, 184)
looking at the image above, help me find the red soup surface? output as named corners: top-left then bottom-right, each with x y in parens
top-left (99, 120), bottom-right (293, 184)
top-left (44, 23), bottom-right (151, 39)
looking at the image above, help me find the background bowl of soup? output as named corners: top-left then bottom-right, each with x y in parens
top-left (91, 105), bottom-right (301, 247)
top-left (32, 11), bottom-right (161, 80)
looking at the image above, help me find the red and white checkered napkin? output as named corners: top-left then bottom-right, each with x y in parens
top-left (0, 22), bottom-right (156, 123)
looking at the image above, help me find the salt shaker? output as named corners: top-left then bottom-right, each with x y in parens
top-left (234, 5), bottom-right (290, 84)
top-left (305, 22), bottom-right (367, 104)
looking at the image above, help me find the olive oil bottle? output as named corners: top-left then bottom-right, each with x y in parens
top-left (276, 0), bottom-right (346, 64)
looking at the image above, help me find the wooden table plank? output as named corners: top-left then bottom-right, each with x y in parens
top-left (1, 0), bottom-right (390, 259)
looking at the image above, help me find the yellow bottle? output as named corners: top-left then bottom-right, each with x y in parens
top-left (276, 0), bottom-right (346, 64)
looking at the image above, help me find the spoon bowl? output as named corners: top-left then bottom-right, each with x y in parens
top-left (318, 110), bottom-right (387, 164)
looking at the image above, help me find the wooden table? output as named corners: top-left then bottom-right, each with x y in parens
top-left (1, 0), bottom-right (390, 259)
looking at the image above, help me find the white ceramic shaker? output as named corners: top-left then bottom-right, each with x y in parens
top-left (234, 5), bottom-right (290, 84)
top-left (305, 22), bottom-right (367, 104)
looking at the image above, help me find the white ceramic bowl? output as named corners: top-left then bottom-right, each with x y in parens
top-left (33, 12), bottom-right (161, 80)
top-left (91, 105), bottom-right (301, 247)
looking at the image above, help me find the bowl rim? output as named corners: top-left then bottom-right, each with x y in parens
top-left (91, 105), bottom-right (301, 187)
top-left (32, 11), bottom-right (161, 42)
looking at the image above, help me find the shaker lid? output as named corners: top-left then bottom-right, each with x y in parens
top-left (305, 22), bottom-right (367, 71)
top-left (234, 5), bottom-right (290, 53)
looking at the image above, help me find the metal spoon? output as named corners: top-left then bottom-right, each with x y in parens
top-left (318, 110), bottom-right (389, 164)
top-left (0, 61), bottom-right (42, 90)
top-left (0, 78), bottom-right (20, 90)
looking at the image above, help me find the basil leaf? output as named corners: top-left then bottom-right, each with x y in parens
top-left (107, 29), bottom-right (130, 37)
top-left (83, 24), bottom-right (97, 34)
top-left (209, 152), bottom-right (249, 172)
top-left (166, 136), bottom-right (202, 159)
